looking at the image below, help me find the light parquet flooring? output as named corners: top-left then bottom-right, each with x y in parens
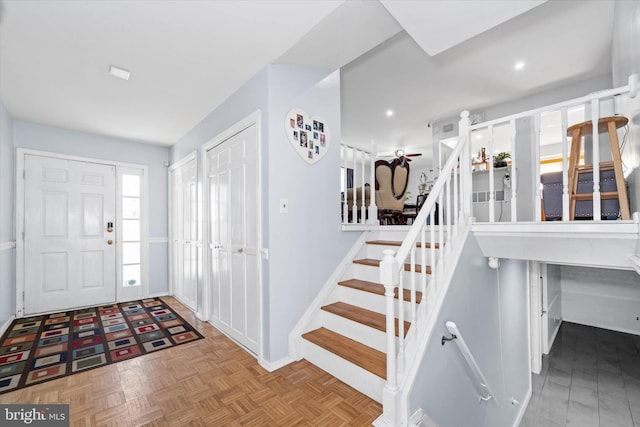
top-left (0, 297), bottom-right (382, 426)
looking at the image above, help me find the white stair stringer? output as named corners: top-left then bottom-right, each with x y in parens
top-left (302, 338), bottom-right (386, 403)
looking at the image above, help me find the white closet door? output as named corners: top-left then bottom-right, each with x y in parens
top-left (24, 155), bottom-right (116, 314)
top-left (170, 157), bottom-right (198, 311)
top-left (208, 123), bottom-right (259, 353)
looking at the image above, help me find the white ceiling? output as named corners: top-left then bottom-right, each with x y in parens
top-left (0, 0), bottom-right (345, 145)
top-left (340, 0), bottom-right (615, 167)
top-left (0, 0), bottom-right (616, 157)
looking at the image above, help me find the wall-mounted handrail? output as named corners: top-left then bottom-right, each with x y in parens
top-left (445, 321), bottom-right (497, 404)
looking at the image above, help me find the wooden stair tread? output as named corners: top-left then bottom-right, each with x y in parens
top-left (353, 258), bottom-right (432, 274)
top-left (322, 301), bottom-right (410, 337)
top-left (571, 191), bottom-right (620, 201)
top-left (302, 327), bottom-right (386, 379)
top-left (366, 240), bottom-right (440, 249)
top-left (338, 278), bottom-right (422, 304)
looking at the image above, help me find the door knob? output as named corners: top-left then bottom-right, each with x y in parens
top-left (238, 248), bottom-right (244, 253)
top-left (107, 240), bottom-right (113, 245)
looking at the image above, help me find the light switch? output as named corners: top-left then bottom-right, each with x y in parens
top-left (280, 198), bottom-right (288, 213)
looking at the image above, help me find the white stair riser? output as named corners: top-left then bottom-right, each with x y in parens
top-left (334, 285), bottom-right (422, 321)
top-left (302, 340), bottom-right (386, 403)
top-left (365, 244), bottom-right (439, 261)
top-left (375, 227), bottom-right (446, 242)
top-left (352, 263), bottom-right (430, 284)
top-left (318, 310), bottom-right (391, 353)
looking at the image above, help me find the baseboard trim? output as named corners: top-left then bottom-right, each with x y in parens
top-left (0, 315), bottom-right (16, 336)
top-left (260, 355), bottom-right (295, 373)
top-left (149, 292), bottom-right (170, 298)
top-left (512, 387), bottom-right (532, 427)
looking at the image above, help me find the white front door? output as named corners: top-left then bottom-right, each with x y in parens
top-left (170, 156), bottom-right (198, 311)
top-left (24, 154), bottom-right (116, 314)
top-left (207, 123), bottom-right (259, 354)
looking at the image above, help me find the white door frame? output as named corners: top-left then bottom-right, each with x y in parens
top-left (16, 149), bottom-right (149, 317)
top-left (168, 151), bottom-right (200, 316)
top-left (201, 110), bottom-right (265, 365)
top-left (528, 260), bottom-right (543, 374)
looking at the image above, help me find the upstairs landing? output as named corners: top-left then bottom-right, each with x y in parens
top-left (472, 220), bottom-right (640, 271)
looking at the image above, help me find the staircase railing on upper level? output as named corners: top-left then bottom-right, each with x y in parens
top-left (341, 143), bottom-right (378, 226)
top-left (468, 74), bottom-right (637, 224)
top-left (376, 112), bottom-right (473, 426)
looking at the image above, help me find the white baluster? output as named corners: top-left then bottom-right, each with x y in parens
top-left (534, 114), bottom-right (542, 222)
top-left (342, 145), bottom-right (348, 225)
top-left (488, 124), bottom-right (495, 223)
top-left (369, 141), bottom-right (378, 224)
top-left (561, 108), bottom-right (569, 221)
top-left (351, 147), bottom-right (358, 224)
top-left (591, 99), bottom-right (601, 222)
top-left (509, 119), bottom-right (517, 222)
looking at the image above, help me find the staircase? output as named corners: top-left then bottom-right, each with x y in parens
top-left (298, 229), bottom-right (432, 403)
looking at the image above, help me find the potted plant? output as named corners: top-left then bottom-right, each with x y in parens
top-left (493, 151), bottom-right (511, 168)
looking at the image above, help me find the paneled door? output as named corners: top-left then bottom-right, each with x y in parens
top-left (207, 123), bottom-right (259, 354)
top-left (24, 154), bottom-right (116, 314)
top-left (169, 155), bottom-right (198, 311)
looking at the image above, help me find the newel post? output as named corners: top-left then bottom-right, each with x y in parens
top-left (379, 249), bottom-right (401, 425)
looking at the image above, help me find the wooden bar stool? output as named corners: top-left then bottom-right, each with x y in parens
top-left (566, 116), bottom-right (630, 220)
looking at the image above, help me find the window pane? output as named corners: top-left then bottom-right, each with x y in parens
top-left (122, 220), bottom-right (140, 242)
top-left (122, 242), bottom-right (140, 265)
top-left (123, 264), bottom-right (140, 287)
top-left (122, 197), bottom-right (140, 219)
top-left (122, 174), bottom-right (140, 197)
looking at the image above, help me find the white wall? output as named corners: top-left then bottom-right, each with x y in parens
top-left (410, 234), bottom-right (530, 427)
top-left (0, 102), bottom-right (15, 328)
top-left (561, 265), bottom-right (640, 335)
top-left (613, 0), bottom-right (640, 214)
top-left (13, 121), bottom-right (170, 296)
top-left (170, 65), bottom-right (360, 364)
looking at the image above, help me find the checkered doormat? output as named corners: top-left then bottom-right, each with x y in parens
top-left (0, 297), bottom-right (203, 395)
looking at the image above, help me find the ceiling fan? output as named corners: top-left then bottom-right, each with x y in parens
top-left (377, 148), bottom-right (423, 162)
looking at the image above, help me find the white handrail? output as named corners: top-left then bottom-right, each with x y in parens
top-left (378, 111), bottom-right (472, 425)
top-left (445, 321), bottom-right (497, 404)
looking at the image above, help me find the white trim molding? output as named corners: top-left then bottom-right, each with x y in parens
top-left (149, 237), bottom-right (169, 244)
top-left (0, 315), bottom-right (16, 337)
top-left (0, 241), bottom-right (16, 251)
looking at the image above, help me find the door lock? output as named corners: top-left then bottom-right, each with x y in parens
top-left (107, 222), bottom-right (114, 232)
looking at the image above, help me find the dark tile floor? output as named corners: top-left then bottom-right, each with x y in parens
top-left (521, 322), bottom-right (640, 427)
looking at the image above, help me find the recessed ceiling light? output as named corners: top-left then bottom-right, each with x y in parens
top-left (386, 109), bottom-right (394, 117)
top-left (514, 61), bottom-right (525, 71)
top-left (109, 65), bottom-right (131, 81)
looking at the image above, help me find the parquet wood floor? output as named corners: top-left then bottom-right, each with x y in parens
top-left (0, 297), bottom-right (382, 426)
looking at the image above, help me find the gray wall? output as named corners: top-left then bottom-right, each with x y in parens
top-left (410, 234), bottom-right (530, 427)
top-left (0, 102), bottom-right (15, 328)
top-left (13, 121), bottom-right (170, 296)
top-left (170, 65), bottom-right (359, 364)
